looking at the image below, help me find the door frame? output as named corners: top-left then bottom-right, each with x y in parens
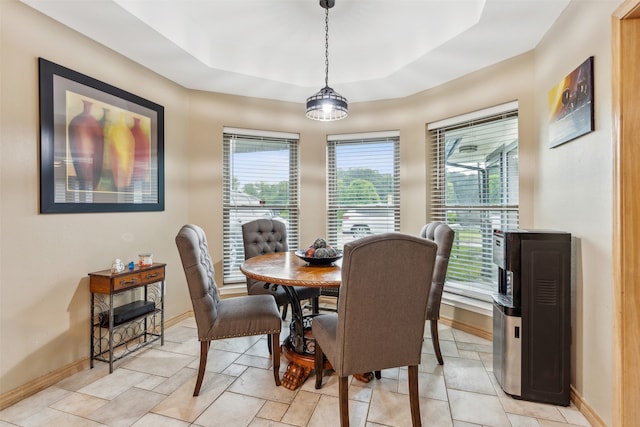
top-left (612, 1), bottom-right (640, 426)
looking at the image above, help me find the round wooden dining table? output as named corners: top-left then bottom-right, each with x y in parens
top-left (240, 251), bottom-right (342, 390)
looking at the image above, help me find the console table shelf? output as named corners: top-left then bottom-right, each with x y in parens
top-left (89, 263), bottom-right (166, 372)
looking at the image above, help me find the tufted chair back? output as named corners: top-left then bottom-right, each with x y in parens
top-left (420, 221), bottom-right (455, 320)
top-left (175, 224), bottom-right (221, 340)
top-left (241, 218), bottom-right (320, 317)
top-left (242, 218), bottom-right (288, 295)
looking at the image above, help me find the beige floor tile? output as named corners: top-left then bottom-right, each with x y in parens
top-left (538, 420), bottom-right (587, 427)
top-left (235, 353), bottom-right (273, 370)
top-left (211, 336), bottom-right (262, 353)
top-left (308, 393), bottom-right (368, 427)
top-left (558, 404), bottom-right (591, 426)
top-left (1, 317), bottom-right (593, 427)
top-left (421, 398), bottom-right (454, 427)
top-left (507, 412), bottom-right (543, 426)
top-left (164, 325), bottom-right (198, 343)
top-left (377, 367), bottom-right (400, 380)
top-left (478, 351), bottom-right (493, 371)
top-left (366, 388), bottom-right (417, 427)
top-left (300, 370), bottom-right (340, 396)
top-left (194, 391), bottom-right (265, 427)
top-left (122, 348), bottom-right (196, 377)
top-left (77, 367), bottom-right (156, 400)
top-left (457, 341), bottom-right (493, 354)
top-left (21, 407), bottom-right (105, 427)
top-left (156, 338), bottom-right (201, 356)
top-left (452, 329), bottom-right (492, 345)
top-left (453, 421), bottom-right (482, 427)
top-left (499, 396), bottom-right (565, 422)
top-left (424, 338), bottom-right (461, 359)
top-left (256, 400), bottom-right (289, 421)
top-left (244, 337), bottom-right (272, 358)
top-left (228, 366), bottom-right (297, 404)
top-left (398, 369), bottom-right (448, 401)
top-left (448, 389), bottom-right (511, 427)
top-left (152, 367), bottom-right (198, 395)
top-left (348, 384), bottom-right (374, 403)
top-left (281, 390), bottom-right (321, 426)
top-left (222, 362), bottom-right (250, 377)
top-left (55, 363), bottom-right (111, 391)
top-left (425, 323), bottom-right (455, 342)
top-left (88, 387), bottom-right (166, 427)
top-left (0, 386), bottom-right (70, 425)
top-left (419, 352), bottom-right (446, 375)
top-left (151, 372), bottom-right (235, 422)
top-left (443, 357), bottom-right (496, 395)
top-left (131, 412), bottom-right (191, 426)
top-left (248, 418), bottom-right (298, 427)
top-left (188, 348), bottom-right (242, 373)
top-left (49, 391), bottom-right (109, 417)
top-left (458, 349), bottom-right (482, 360)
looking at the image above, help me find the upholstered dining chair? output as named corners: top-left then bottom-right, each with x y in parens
top-left (420, 221), bottom-right (455, 365)
top-left (175, 224), bottom-right (282, 396)
top-left (242, 219), bottom-right (320, 319)
top-left (314, 232), bottom-right (438, 427)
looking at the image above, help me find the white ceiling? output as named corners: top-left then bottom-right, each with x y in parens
top-left (21, 0), bottom-right (570, 103)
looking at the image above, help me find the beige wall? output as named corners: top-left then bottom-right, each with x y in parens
top-left (0, 0), bottom-right (619, 424)
top-left (0, 0), bottom-right (192, 393)
top-left (533, 2), bottom-right (620, 425)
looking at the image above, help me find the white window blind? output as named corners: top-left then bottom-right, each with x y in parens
top-left (429, 107), bottom-right (519, 300)
top-left (222, 129), bottom-right (299, 284)
top-left (327, 132), bottom-right (400, 249)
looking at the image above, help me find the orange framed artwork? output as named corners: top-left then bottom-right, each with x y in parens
top-left (547, 56), bottom-right (594, 148)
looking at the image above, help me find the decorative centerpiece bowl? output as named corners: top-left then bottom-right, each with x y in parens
top-left (295, 250), bottom-right (343, 266)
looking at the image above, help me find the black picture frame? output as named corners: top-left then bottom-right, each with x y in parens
top-left (547, 56), bottom-right (595, 148)
top-left (38, 58), bottom-right (164, 213)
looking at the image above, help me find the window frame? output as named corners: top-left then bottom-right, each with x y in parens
top-left (326, 131), bottom-right (401, 249)
top-left (428, 103), bottom-right (519, 302)
top-left (222, 127), bottom-right (299, 285)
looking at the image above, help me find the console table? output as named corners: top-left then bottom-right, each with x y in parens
top-left (88, 263), bottom-right (165, 372)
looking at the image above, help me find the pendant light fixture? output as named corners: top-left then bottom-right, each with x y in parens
top-left (305, 0), bottom-right (348, 121)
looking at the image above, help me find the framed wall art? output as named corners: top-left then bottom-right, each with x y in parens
top-left (547, 56), bottom-right (594, 148)
top-left (38, 58), bottom-right (164, 213)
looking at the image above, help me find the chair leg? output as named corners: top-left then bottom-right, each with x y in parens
top-left (314, 342), bottom-right (324, 389)
top-left (271, 333), bottom-right (281, 386)
top-left (408, 365), bottom-right (422, 427)
top-left (312, 296), bottom-right (319, 314)
top-left (339, 376), bottom-right (350, 426)
top-left (431, 319), bottom-right (444, 365)
top-left (193, 341), bottom-right (210, 396)
top-left (281, 304), bottom-right (288, 320)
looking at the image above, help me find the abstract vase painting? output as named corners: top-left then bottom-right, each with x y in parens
top-left (68, 100), bottom-right (104, 190)
top-left (66, 95), bottom-right (153, 193)
top-left (109, 112), bottom-right (135, 190)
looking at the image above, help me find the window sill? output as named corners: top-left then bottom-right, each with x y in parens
top-left (441, 292), bottom-right (493, 317)
top-left (220, 286), bottom-right (493, 317)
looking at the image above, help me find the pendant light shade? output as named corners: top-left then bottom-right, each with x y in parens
top-left (306, 0), bottom-right (348, 121)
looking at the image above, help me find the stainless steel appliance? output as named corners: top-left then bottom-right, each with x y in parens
top-left (492, 229), bottom-right (571, 406)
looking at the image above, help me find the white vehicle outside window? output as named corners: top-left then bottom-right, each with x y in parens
top-left (341, 207), bottom-right (396, 237)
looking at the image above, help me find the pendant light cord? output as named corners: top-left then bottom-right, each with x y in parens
top-left (324, 5), bottom-right (330, 88)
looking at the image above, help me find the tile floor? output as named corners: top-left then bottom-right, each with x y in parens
top-left (0, 307), bottom-right (591, 427)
